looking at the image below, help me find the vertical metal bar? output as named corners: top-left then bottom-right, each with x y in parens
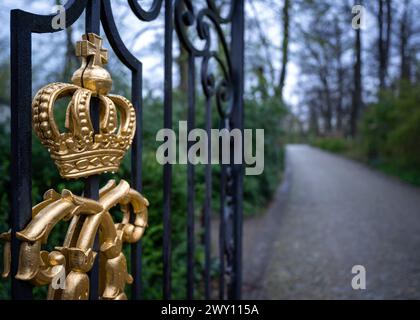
top-left (163, 0), bottom-right (173, 300)
top-left (204, 98), bottom-right (212, 299)
top-left (229, 0), bottom-right (245, 300)
top-left (85, 0), bottom-right (101, 33)
top-left (186, 54), bottom-right (195, 300)
top-left (219, 149), bottom-right (226, 300)
top-left (10, 10), bottom-right (33, 300)
top-left (83, 172), bottom-right (99, 300)
top-left (84, 0), bottom-right (101, 300)
top-left (130, 67), bottom-right (143, 299)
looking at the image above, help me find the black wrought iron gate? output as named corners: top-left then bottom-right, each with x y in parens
top-left (8, 0), bottom-right (244, 300)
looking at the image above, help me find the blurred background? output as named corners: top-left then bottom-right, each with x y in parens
top-left (1, 0), bottom-right (420, 300)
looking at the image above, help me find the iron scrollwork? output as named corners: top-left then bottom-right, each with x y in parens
top-left (174, 0), bottom-right (237, 298)
top-left (175, 0), bottom-right (234, 119)
top-left (128, 0), bottom-right (163, 21)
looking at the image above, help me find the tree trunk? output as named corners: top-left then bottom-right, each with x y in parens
top-left (278, 0), bottom-right (290, 99)
top-left (385, 0), bottom-right (392, 81)
top-left (400, 0), bottom-right (411, 82)
top-left (317, 70), bottom-right (333, 134)
top-left (350, 24), bottom-right (362, 137)
top-left (334, 16), bottom-right (344, 134)
top-left (378, 0), bottom-right (385, 89)
top-left (378, 0), bottom-right (392, 90)
top-left (309, 103), bottom-right (319, 136)
top-left (322, 81), bottom-right (333, 133)
top-left (56, 0), bottom-right (77, 80)
top-left (336, 65), bottom-right (344, 134)
top-left (255, 65), bottom-right (269, 100)
top-left (63, 26), bottom-right (78, 80)
top-left (249, 0), bottom-right (276, 87)
top-left (177, 44), bottom-right (188, 92)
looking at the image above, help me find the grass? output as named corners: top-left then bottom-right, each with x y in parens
top-left (373, 161), bottom-right (420, 187)
top-left (311, 136), bottom-right (420, 187)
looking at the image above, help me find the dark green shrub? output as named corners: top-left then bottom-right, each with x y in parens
top-left (311, 136), bottom-right (350, 154)
top-left (359, 82), bottom-right (420, 185)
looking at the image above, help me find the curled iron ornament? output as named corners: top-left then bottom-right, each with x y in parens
top-left (201, 52), bottom-right (233, 118)
top-left (102, 0), bottom-right (142, 70)
top-left (206, 0), bottom-right (234, 23)
top-left (175, 0), bottom-right (234, 118)
top-left (175, 0), bottom-right (232, 61)
top-left (128, 0), bottom-right (163, 22)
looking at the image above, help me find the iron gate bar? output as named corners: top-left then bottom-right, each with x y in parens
top-left (10, 9), bottom-right (34, 301)
top-left (230, 0), bottom-right (244, 299)
top-left (219, 159), bottom-right (226, 299)
top-left (10, 0), bottom-right (87, 299)
top-left (84, 0), bottom-right (101, 301)
top-left (130, 66), bottom-right (143, 299)
top-left (186, 53), bottom-right (196, 300)
top-left (163, 0), bottom-right (173, 300)
top-left (203, 92), bottom-right (212, 300)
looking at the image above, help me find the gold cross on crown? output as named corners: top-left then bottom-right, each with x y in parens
top-left (71, 33), bottom-right (112, 95)
top-left (76, 33), bottom-right (108, 67)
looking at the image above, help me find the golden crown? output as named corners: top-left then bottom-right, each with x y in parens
top-left (32, 34), bottom-right (136, 179)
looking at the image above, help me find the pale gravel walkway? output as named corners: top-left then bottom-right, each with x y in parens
top-left (243, 144), bottom-right (420, 299)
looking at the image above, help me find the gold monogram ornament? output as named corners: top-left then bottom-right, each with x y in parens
top-left (1, 34), bottom-right (148, 300)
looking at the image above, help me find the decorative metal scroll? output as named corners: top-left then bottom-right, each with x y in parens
top-left (174, 0), bottom-right (238, 299)
top-left (175, 0), bottom-right (234, 117)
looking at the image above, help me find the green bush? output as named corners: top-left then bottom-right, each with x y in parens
top-left (243, 97), bottom-right (286, 215)
top-left (311, 136), bottom-right (350, 154)
top-left (359, 82), bottom-right (420, 185)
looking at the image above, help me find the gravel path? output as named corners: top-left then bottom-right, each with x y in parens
top-left (243, 144), bottom-right (420, 299)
